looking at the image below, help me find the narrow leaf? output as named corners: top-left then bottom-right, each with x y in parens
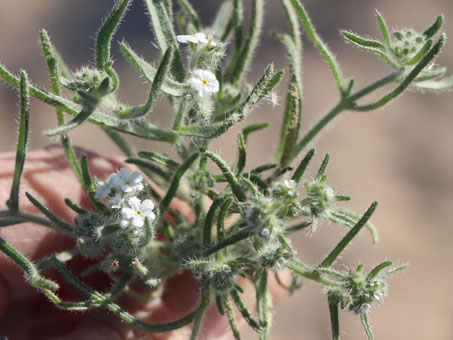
top-left (25, 193), bottom-right (74, 234)
top-left (376, 11), bottom-right (392, 50)
top-left (226, 0), bottom-right (264, 86)
top-left (210, 1), bottom-right (234, 39)
top-left (96, 0), bottom-right (132, 70)
top-left (366, 261), bottom-right (392, 281)
top-left (159, 153), bottom-right (199, 217)
top-left (118, 46), bottom-right (174, 118)
top-left (423, 15), bottom-right (443, 39)
top-left (360, 313), bottom-right (375, 340)
top-left (292, 148), bottom-right (315, 183)
top-left (138, 151), bottom-right (181, 170)
top-left (316, 153), bottom-right (330, 180)
top-left (176, 0), bottom-right (200, 30)
top-left (120, 42), bottom-right (185, 96)
top-left (144, 0), bottom-right (185, 81)
top-left (328, 293), bottom-right (340, 340)
top-left (289, 0), bottom-right (346, 94)
top-left (342, 31), bottom-right (386, 50)
top-left (7, 71), bottom-right (29, 212)
top-left (320, 201), bottom-right (378, 268)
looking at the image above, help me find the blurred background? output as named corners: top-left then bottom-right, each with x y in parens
top-left (0, 0), bottom-right (452, 339)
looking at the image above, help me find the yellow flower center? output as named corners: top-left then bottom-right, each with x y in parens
top-left (125, 180), bottom-right (131, 185)
top-left (136, 210), bottom-right (142, 215)
top-left (202, 79), bottom-right (208, 86)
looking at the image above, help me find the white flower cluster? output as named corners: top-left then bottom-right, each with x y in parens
top-left (95, 168), bottom-right (156, 229)
top-left (176, 32), bottom-right (217, 49)
top-left (176, 32), bottom-right (220, 99)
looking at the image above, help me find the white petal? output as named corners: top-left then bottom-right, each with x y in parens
top-left (108, 173), bottom-right (121, 188)
top-left (141, 199), bottom-right (155, 211)
top-left (132, 216), bottom-right (144, 228)
top-left (119, 220), bottom-right (129, 229)
top-left (121, 185), bottom-right (133, 193)
top-left (176, 35), bottom-right (191, 43)
top-left (118, 168), bottom-right (131, 180)
top-left (199, 86), bottom-right (213, 99)
top-left (189, 77), bottom-right (203, 91)
top-left (130, 171), bottom-right (143, 184)
top-left (128, 196), bottom-right (141, 210)
top-left (133, 183), bottom-right (144, 192)
top-left (121, 207), bottom-right (135, 219)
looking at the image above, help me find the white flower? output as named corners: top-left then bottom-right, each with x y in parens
top-left (108, 193), bottom-right (123, 210)
top-left (177, 32), bottom-right (208, 44)
top-left (188, 69), bottom-right (219, 99)
top-left (95, 181), bottom-right (111, 199)
top-left (111, 168), bottom-right (144, 193)
top-left (120, 197), bottom-right (156, 228)
top-left (222, 264), bottom-right (232, 273)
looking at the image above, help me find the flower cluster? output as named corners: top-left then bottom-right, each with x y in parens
top-left (177, 32), bottom-right (217, 50)
top-left (177, 32), bottom-right (222, 100)
top-left (186, 256), bottom-right (240, 294)
top-left (95, 168), bottom-right (156, 229)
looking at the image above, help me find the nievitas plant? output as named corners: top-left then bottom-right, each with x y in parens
top-left (0, 0), bottom-right (452, 339)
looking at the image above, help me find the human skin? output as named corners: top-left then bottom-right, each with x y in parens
top-left (0, 146), bottom-right (287, 340)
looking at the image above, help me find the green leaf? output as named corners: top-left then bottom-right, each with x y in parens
top-left (342, 31), bottom-right (386, 50)
top-left (235, 133), bottom-right (246, 175)
top-left (376, 11), bottom-right (392, 50)
top-left (7, 71), bottom-right (29, 213)
top-left (210, 1), bottom-right (233, 39)
top-left (144, 0), bottom-right (185, 81)
top-left (341, 31), bottom-right (400, 69)
top-left (120, 42), bottom-right (185, 96)
top-left (289, 0), bottom-right (347, 95)
top-left (327, 293), bottom-right (340, 340)
top-left (242, 122), bottom-right (269, 143)
top-left (40, 29), bottom-right (84, 184)
top-left (231, 289), bottom-right (262, 333)
top-left (118, 46), bottom-right (174, 118)
top-left (255, 270), bottom-right (272, 340)
top-left (316, 153), bottom-right (330, 180)
top-left (138, 151), bottom-right (181, 170)
top-left (96, 0), bottom-right (132, 70)
top-left (291, 148), bottom-right (315, 183)
top-left (176, 0), bottom-right (200, 31)
top-left (224, 296), bottom-right (241, 340)
top-left (366, 261), bottom-right (392, 281)
top-left (159, 153), bottom-right (199, 218)
top-left (360, 313), bottom-right (375, 340)
top-left (25, 193), bottom-right (74, 234)
top-left (80, 155), bottom-right (110, 213)
top-left (226, 0), bottom-right (264, 86)
top-left (280, 0), bottom-right (302, 55)
top-left (276, 80), bottom-right (301, 168)
top-left (45, 104), bottom-right (98, 136)
top-left (204, 150), bottom-right (246, 202)
top-left (0, 236), bottom-right (59, 292)
top-left (319, 201), bottom-right (378, 268)
top-left (423, 15), bottom-right (443, 39)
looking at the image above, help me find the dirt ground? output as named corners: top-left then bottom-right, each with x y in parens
top-left (0, 1), bottom-right (452, 339)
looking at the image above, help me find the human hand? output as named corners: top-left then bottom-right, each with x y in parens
top-left (0, 146), bottom-right (288, 340)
